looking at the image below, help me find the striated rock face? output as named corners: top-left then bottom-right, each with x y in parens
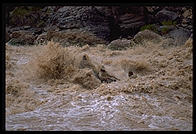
top-left (32, 6), bottom-right (151, 41)
top-left (32, 6), bottom-right (151, 42)
top-left (114, 7), bottom-right (153, 37)
top-left (49, 6), bottom-right (112, 41)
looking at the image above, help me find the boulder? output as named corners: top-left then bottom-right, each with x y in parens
top-left (155, 9), bottom-right (178, 23)
top-left (108, 38), bottom-right (132, 50)
top-left (133, 30), bottom-right (163, 45)
top-left (165, 28), bottom-right (191, 46)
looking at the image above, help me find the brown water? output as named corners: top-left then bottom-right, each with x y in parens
top-left (5, 39), bottom-right (193, 131)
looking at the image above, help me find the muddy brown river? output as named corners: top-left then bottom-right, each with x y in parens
top-left (5, 39), bottom-right (193, 131)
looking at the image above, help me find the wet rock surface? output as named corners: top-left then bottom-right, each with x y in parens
top-left (165, 28), bottom-right (191, 46)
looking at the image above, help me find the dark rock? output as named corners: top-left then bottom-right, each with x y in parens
top-left (43, 25), bottom-right (59, 32)
top-left (155, 9), bottom-right (178, 22)
top-left (113, 7), bottom-right (152, 37)
top-left (7, 6), bottom-right (192, 46)
top-left (35, 29), bottom-right (106, 46)
top-left (146, 6), bottom-right (161, 14)
top-left (9, 27), bottom-right (22, 33)
top-left (30, 28), bottom-right (43, 35)
top-left (23, 26), bottom-right (31, 30)
top-left (50, 6), bottom-right (112, 41)
top-left (120, 21), bottom-right (145, 30)
top-left (165, 28), bottom-right (191, 46)
top-left (9, 7), bottom-right (42, 27)
top-left (165, 7), bottom-right (185, 14)
top-left (119, 14), bottom-right (146, 29)
top-left (47, 6), bottom-right (152, 41)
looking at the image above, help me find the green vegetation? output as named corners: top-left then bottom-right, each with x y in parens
top-left (140, 24), bottom-right (158, 34)
top-left (160, 27), bottom-right (170, 34)
top-left (140, 20), bottom-right (177, 35)
top-left (160, 20), bottom-right (177, 35)
top-left (161, 20), bottom-right (177, 26)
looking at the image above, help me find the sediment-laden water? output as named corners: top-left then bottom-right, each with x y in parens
top-left (5, 39), bottom-right (193, 131)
